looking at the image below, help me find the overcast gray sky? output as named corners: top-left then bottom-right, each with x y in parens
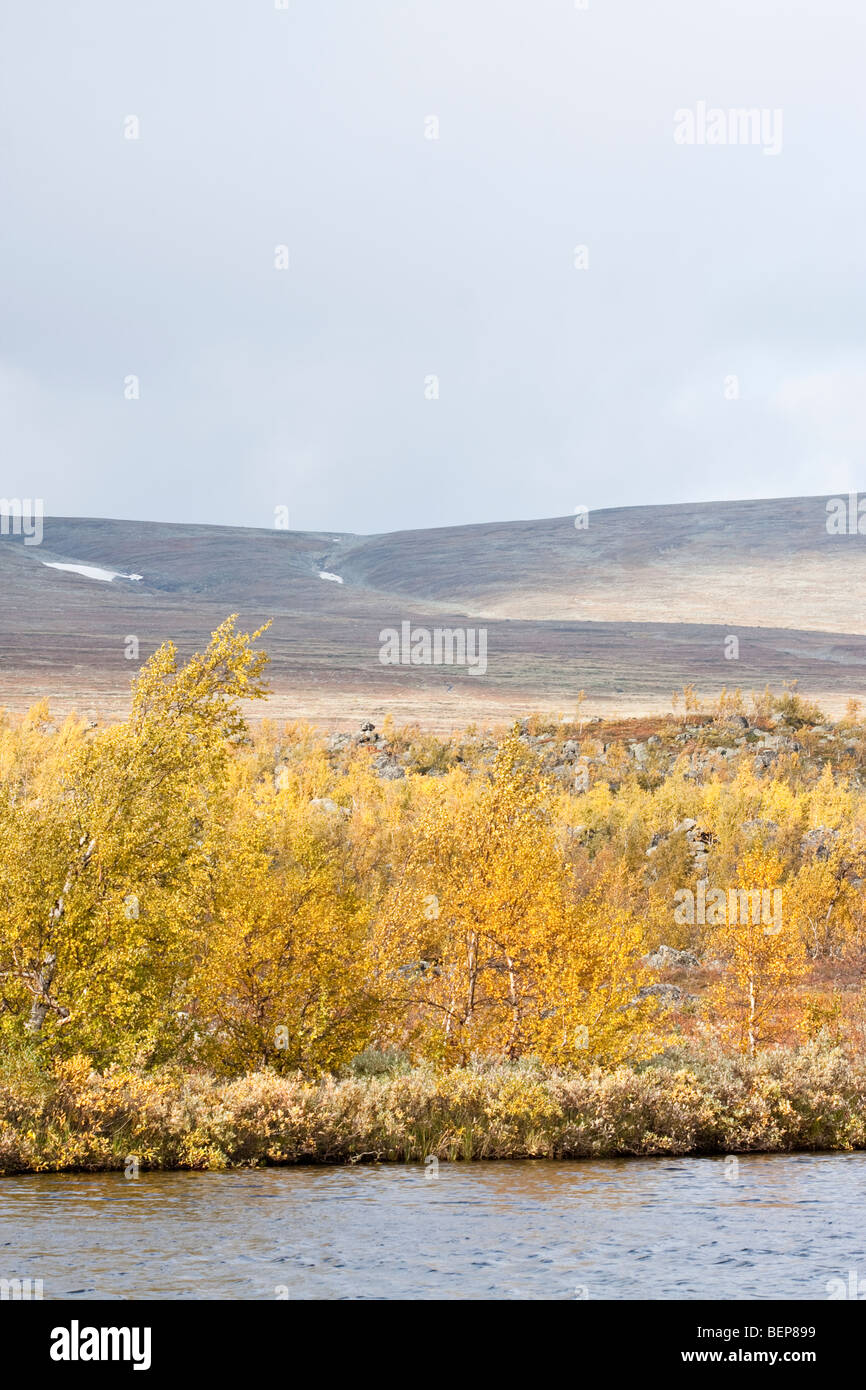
top-left (2, 0), bottom-right (865, 534)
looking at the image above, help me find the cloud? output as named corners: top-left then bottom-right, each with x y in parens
top-left (2, 0), bottom-right (864, 529)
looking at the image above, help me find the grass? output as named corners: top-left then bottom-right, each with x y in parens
top-left (1, 1041), bottom-right (865, 1175)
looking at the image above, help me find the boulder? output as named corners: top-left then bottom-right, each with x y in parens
top-left (742, 818), bottom-right (779, 837)
top-left (800, 827), bottom-right (839, 860)
top-left (372, 753), bottom-right (405, 780)
top-left (564, 825), bottom-right (586, 842)
top-left (754, 750), bottom-right (777, 769)
top-left (310, 797), bottom-right (348, 817)
top-left (644, 944), bottom-right (700, 971)
top-left (634, 982), bottom-right (697, 1003)
top-left (688, 827), bottom-right (715, 846)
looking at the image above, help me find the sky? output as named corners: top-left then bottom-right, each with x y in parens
top-left (2, 0), bottom-right (865, 535)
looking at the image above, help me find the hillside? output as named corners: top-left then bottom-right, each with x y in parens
top-left (1, 496), bottom-right (864, 728)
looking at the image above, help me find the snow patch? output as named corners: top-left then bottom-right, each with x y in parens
top-left (318, 571), bottom-right (344, 584)
top-left (43, 562), bottom-right (143, 584)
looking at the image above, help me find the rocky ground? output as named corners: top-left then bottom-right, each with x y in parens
top-left (315, 703), bottom-right (866, 792)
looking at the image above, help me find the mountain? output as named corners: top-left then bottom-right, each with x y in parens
top-left (1, 496), bottom-right (865, 728)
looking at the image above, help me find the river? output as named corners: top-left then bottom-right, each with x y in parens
top-left (2, 1152), bottom-right (863, 1299)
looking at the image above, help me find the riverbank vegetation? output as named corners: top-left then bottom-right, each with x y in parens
top-left (2, 618), bottom-right (866, 1172)
top-left (1, 1042), bottom-right (864, 1174)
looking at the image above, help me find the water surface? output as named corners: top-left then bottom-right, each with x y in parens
top-left (2, 1153), bottom-right (863, 1299)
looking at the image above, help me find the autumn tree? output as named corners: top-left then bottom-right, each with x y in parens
top-left (190, 778), bottom-right (375, 1075)
top-left (0, 616), bottom-right (270, 1062)
top-left (708, 848), bottom-right (807, 1054)
top-left (375, 727), bottom-right (660, 1066)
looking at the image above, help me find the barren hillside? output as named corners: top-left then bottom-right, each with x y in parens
top-left (1, 496), bottom-right (864, 728)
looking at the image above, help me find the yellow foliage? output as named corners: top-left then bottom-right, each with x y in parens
top-left (374, 729), bottom-right (662, 1067)
top-left (2, 621), bottom-right (866, 1080)
top-left (708, 849), bottom-right (808, 1055)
